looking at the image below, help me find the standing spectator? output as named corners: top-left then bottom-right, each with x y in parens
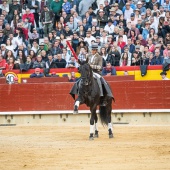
top-left (30, 68), bottom-right (44, 78)
top-left (9, 0), bottom-right (22, 22)
top-left (79, 0), bottom-right (95, 17)
top-left (22, 8), bottom-right (35, 29)
top-left (50, 0), bottom-right (63, 26)
top-left (27, 0), bottom-right (39, 28)
top-left (40, 5), bottom-right (54, 37)
top-left (124, 3), bottom-right (133, 20)
top-left (62, 0), bottom-right (72, 15)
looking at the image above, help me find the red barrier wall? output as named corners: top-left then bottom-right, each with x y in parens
top-left (0, 81), bottom-right (170, 112)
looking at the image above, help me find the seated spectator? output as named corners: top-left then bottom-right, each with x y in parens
top-left (131, 51), bottom-right (142, 66)
top-left (153, 49), bottom-right (164, 65)
top-left (30, 68), bottom-right (44, 78)
top-left (13, 77), bottom-right (18, 84)
top-left (29, 28), bottom-right (39, 45)
top-left (120, 52), bottom-right (130, 66)
top-left (160, 71), bottom-right (169, 80)
top-left (55, 53), bottom-right (66, 68)
top-left (66, 56), bottom-right (78, 68)
top-left (33, 55), bottom-right (46, 69)
top-left (6, 57), bottom-right (18, 70)
top-left (0, 54), bottom-right (6, 70)
top-left (102, 62), bottom-right (117, 76)
top-left (68, 72), bottom-right (79, 82)
top-left (78, 47), bottom-right (87, 61)
top-left (46, 54), bottom-right (56, 69)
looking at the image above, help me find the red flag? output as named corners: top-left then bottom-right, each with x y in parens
top-left (66, 41), bottom-right (78, 60)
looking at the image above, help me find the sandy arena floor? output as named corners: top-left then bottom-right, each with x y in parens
top-left (0, 124), bottom-right (170, 170)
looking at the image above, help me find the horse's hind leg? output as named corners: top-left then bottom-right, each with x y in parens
top-left (94, 114), bottom-right (99, 138)
top-left (107, 101), bottom-right (113, 138)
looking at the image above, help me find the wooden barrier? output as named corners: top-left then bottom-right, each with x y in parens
top-left (21, 77), bottom-right (69, 83)
top-left (0, 78), bottom-right (6, 84)
top-left (0, 80), bottom-right (170, 112)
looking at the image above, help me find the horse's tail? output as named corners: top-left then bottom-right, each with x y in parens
top-left (99, 106), bottom-right (108, 126)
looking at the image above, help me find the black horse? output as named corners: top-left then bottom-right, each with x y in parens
top-left (70, 59), bottom-right (114, 140)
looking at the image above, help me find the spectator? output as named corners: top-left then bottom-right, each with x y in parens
top-left (22, 8), bottom-right (35, 27)
top-left (0, 54), bottom-right (6, 70)
top-left (67, 56), bottom-right (78, 68)
top-left (68, 71), bottom-right (79, 82)
top-left (124, 3), bottom-right (134, 20)
top-left (153, 49), bottom-right (164, 65)
top-left (78, 46), bottom-right (87, 61)
top-left (62, 0), bottom-right (72, 15)
top-left (160, 71), bottom-right (169, 80)
top-left (120, 52), bottom-right (130, 66)
top-left (27, 0), bottom-right (39, 28)
top-left (79, 0), bottom-right (95, 17)
top-left (102, 62), bottom-right (117, 76)
top-left (33, 55), bottom-right (46, 68)
top-left (46, 54), bottom-right (56, 69)
top-left (30, 68), bottom-right (44, 78)
top-left (55, 53), bottom-right (66, 68)
top-left (40, 5), bottom-right (54, 37)
top-left (6, 57), bottom-right (17, 70)
top-left (50, 0), bottom-right (63, 25)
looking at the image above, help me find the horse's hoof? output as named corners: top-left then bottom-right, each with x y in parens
top-left (73, 110), bottom-right (78, 114)
top-left (94, 134), bottom-right (99, 138)
top-left (89, 136), bottom-right (94, 140)
top-left (109, 134), bottom-right (113, 138)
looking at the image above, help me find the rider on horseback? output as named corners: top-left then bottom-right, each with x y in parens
top-left (70, 44), bottom-right (114, 106)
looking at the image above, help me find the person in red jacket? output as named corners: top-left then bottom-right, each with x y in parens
top-left (117, 35), bottom-right (126, 52)
top-left (22, 8), bottom-right (35, 26)
top-left (0, 54), bottom-right (7, 70)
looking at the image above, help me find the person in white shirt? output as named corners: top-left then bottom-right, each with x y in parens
top-left (84, 31), bottom-right (96, 47)
top-left (104, 19), bottom-right (114, 34)
top-left (124, 3), bottom-right (134, 20)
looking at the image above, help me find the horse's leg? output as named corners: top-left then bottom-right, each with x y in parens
top-left (73, 97), bottom-right (81, 114)
top-left (89, 105), bottom-right (97, 140)
top-left (94, 113), bottom-right (99, 138)
top-left (107, 100), bottom-right (113, 138)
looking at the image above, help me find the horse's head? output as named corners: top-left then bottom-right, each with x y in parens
top-left (78, 58), bottom-right (92, 86)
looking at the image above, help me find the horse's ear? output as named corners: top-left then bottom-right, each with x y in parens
top-left (86, 57), bottom-right (89, 63)
top-left (78, 59), bottom-right (81, 65)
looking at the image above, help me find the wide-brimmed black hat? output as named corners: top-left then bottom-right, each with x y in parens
top-left (160, 71), bottom-right (167, 75)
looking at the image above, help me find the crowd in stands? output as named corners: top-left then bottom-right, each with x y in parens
top-left (0, 0), bottom-right (169, 77)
